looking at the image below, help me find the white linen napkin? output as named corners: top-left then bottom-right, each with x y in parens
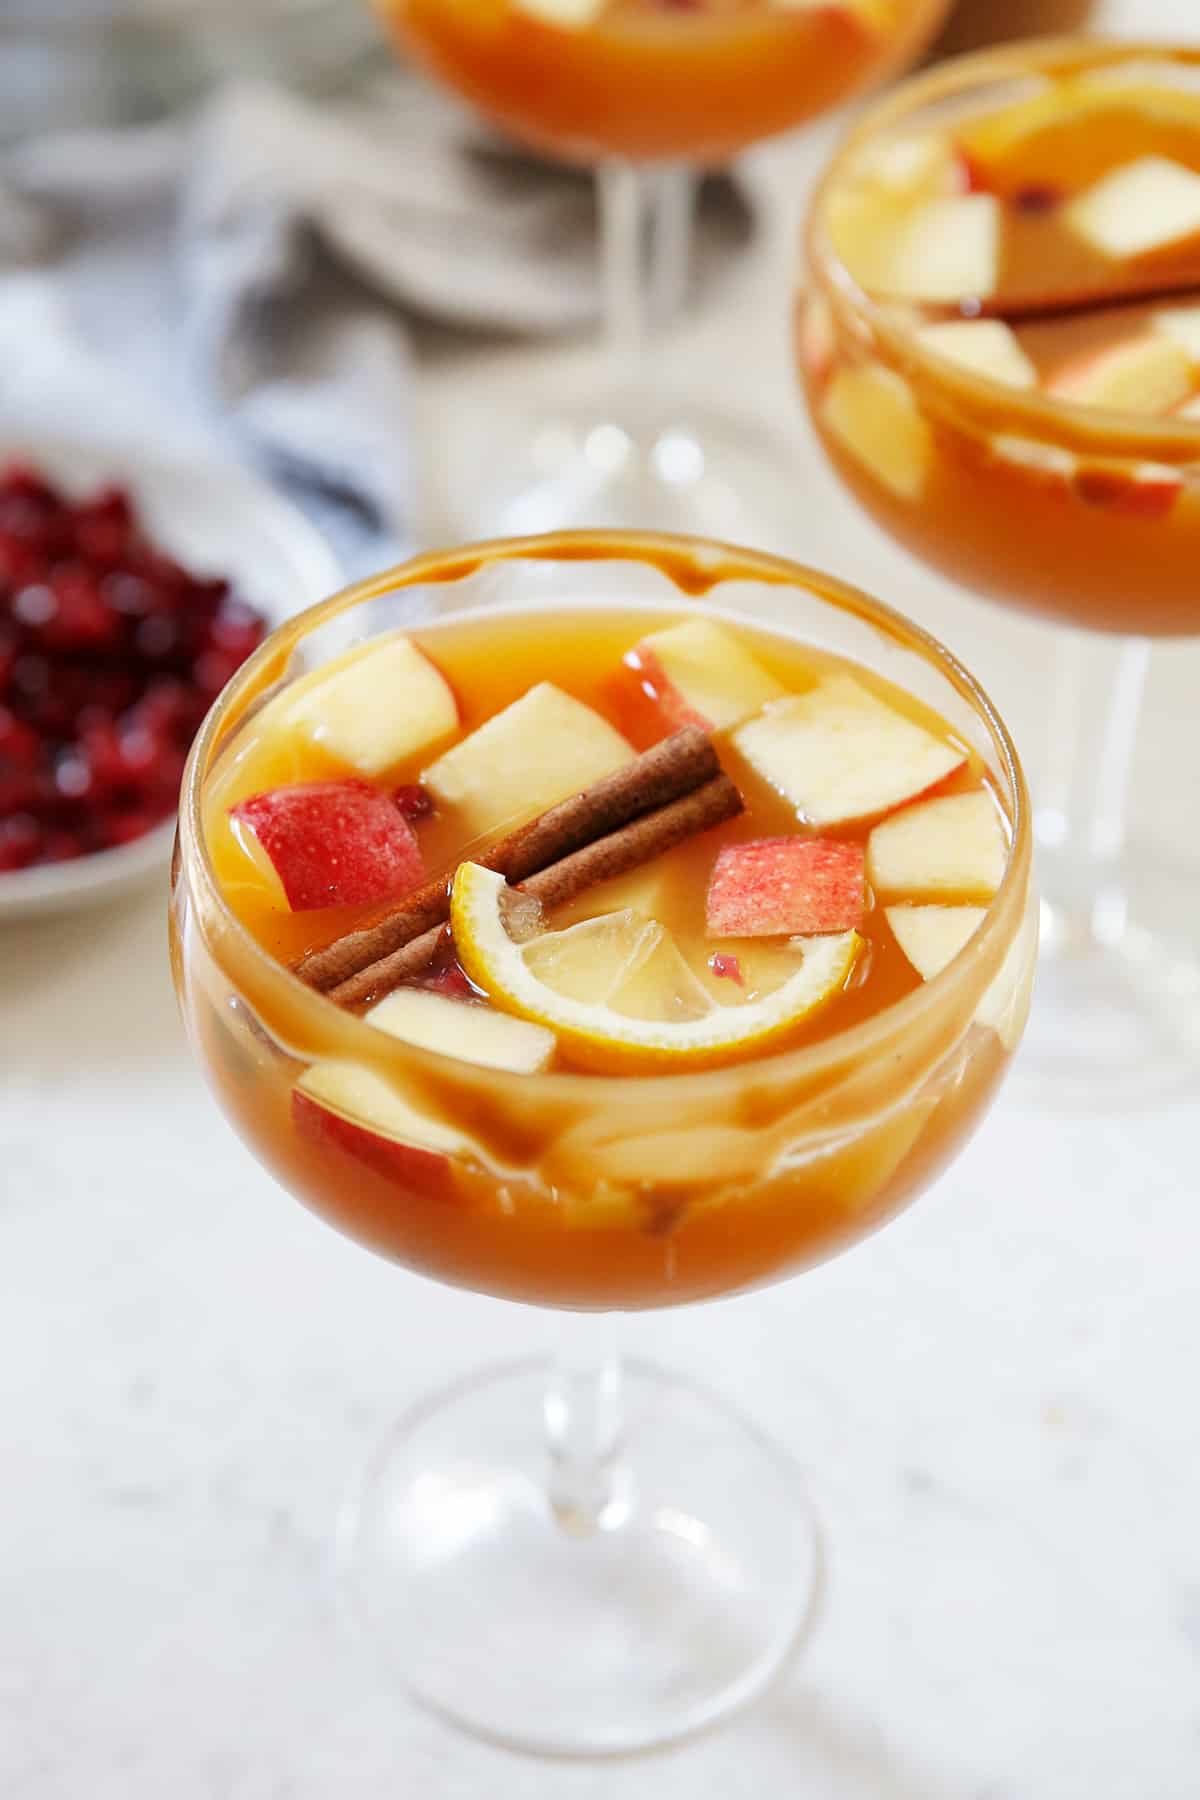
top-left (0, 72), bottom-right (749, 565)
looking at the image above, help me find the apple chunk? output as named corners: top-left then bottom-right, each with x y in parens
top-left (230, 780), bottom-right (423, 911)
top-left (294, 1059), bottom-right (469, 1195)
top-left (423, 682), bottom-right (633, 839)
top-left (1155, 303), bottom-right (1200, 364)
top-left (917, 320), bottom-right (1037, 390)
top-left (732, 676), bottom-right (964, 828)
top-left (1045, 334), bottom-right (1191, 414)
top-left (1066, 155), bottom-right (1200, 260)
top-left (873, 193), bottom-right (1000, 302)
top-left (820, 364), bottom-right (933, 500)
top-left (826, 190), bottom-right (998, 302)
top-left (887, 903), bottom-right (985, 980)
top-left (283, 633), bottom-right (458, 777)
top-left (625, 619), bottom-right (787, 733)
top-left (706, 838), bottom-right (864, 937)
top-left (367, 988), bottom-right (555, 1073)
top-left (867, 791), bottom-right (1007, 900)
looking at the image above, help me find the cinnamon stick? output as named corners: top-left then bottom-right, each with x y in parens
top-left (327, 773), bottom-right (743, 1009)
top-left (297, 726), bottom-right (718, 993)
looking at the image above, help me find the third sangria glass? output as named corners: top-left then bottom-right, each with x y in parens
top-left (378, 0), bottom-right (948, 540)
top-left (800, 38), bottom-right (1200, 1101)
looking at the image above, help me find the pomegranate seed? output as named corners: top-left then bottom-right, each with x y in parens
top-left (392, 783), bottom-right (435, 822)
top-left (708, 952), bottom-right (744, 986)
top-left (0, 814), bottom-right (43, 871)
top-left (0, 466), bottom-right (265, 875)
top-left (0, 705), bottom-right (39, 766)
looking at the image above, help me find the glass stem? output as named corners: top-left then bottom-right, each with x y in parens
top-left (1036, 630), bottom-right (1151, 938)
top-left (648, 164), bottom-right (694, 327)
top-left (544, 1331), bottom-right (627, 1536)
top-left (599, 157), bottom-right (650, 380)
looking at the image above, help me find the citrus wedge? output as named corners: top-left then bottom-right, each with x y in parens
top-left (450, 863), bottom-right (861, 1073)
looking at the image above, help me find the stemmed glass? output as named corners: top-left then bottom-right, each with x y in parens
top-left (374, 0), bottom-right (949, 540)
top-left (799, 38), bottom-right (1200, 1103)
top-left (171, 530), bottom-right (1034, 1756)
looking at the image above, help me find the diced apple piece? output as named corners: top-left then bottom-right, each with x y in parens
top-left (875, 194), bottom-right (999, 302)
top-left (230, 780), bottom-right (423, 912)
top-left (1074, 461), bottom-right (1184, 517)
top-left (820, 364), bottom-right (932, 500)
top-left (886, 903), bottom-right (986, 979)
top-left (732, 676), bottom-right (964, 828)
top-left (366, 988), bottom-right (555, 1074)
top-left (853, 130), bottom-right (969, 200)
top-left (867, 791), bottom-right (1007, 900)
top-left (706, 838), bottom-right (864, 937)
top-left (1154, 303), bottom-right (1200, 364)
top-left (283, 633), bottom-right (458, 777)
top-left (917, 320), bottom-right (1037, 389)
top-left (294, 1059), bottom-right (469, 1194)
top-left (423, 682), bottom-right (633, 839)
top-left (513, 0), bottom-right (603, 26)
top-left (1176, 395), bottom-right (1200, 419)
top-left (1045, 334), bottom-right (1191, 414)
top-left (989, 436), bottom-right (1076, 485)
top-left (626, 619), bottom-right (787, 734)
top-left (1066, 156), bottom-right (1200, 260)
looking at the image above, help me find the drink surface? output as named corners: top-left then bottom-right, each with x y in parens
top-left (175, 548), bottom-right (1031, 1310)
top-left (803, 45), bottom-right (1200, 635)
top-left (382, 0), bottom-right (946, 162)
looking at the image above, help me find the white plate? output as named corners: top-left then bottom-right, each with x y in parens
top-left (0, 435), bottom-right (342, 921)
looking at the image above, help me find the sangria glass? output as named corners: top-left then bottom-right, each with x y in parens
top-left (171, 530), bottom-right (1034, 1756)
top-left (376, 0), bottom-right (949, 541)
top-left (799, 38), bottom-right (1200, 1102)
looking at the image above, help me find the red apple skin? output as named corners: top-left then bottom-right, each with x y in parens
top-left (231, 780), bottom-right (424, 911)
top-left (622, 645), bottom-right (713, 733)
top-left (1073, 466), bottom-right (1183, 519)
top-left (706, 837), bottom-right (865, 938)
top-left (292, 1090), bottom-right (456, 1200)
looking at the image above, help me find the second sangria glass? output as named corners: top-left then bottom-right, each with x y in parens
top-left (376, 0), bottom-right (949, 541)
top-left (800, 38), bottom-right (1200, 1103)
top-left (172, 531), bottom-right (1033, 1756)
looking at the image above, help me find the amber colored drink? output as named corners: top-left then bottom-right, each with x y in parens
top-left (800, 41), bottom-right (1200, 635)
top-left (172, 534), bottom-right (1033, 1312)
top-left (381, 0), bottom-right (948, 164)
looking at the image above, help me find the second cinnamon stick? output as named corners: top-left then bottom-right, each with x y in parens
top-left (298, 725), bottom-right (718, 993)
top-left (328, 772), bottom-right (743, 1009)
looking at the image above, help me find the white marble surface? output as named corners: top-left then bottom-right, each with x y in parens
top-left (4, 48), bottom-right (1200, 1800)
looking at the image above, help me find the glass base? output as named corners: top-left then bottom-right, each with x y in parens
top-left (1015, 846), bottom-right (1200, 1109)
top-left (337, 1357), bottom-right (823, 1757)
top-left (441, 395), bottom-right (803, 553)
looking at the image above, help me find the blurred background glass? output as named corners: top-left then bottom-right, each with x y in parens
top-left (0, 0), bottom-right (380, 141)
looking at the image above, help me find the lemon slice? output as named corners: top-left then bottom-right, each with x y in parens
top-left (450, 863), bottom-right (860, 1072)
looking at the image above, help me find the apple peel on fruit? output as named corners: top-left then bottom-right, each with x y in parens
top-left (293, 1060), bottom-right (472, 1197)
top-left (625, 619), bottom-right (787, 734)
top-left (230, 780), bottom-right (424, 912)
top-left (706, 837), bottom-right (865, 938)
